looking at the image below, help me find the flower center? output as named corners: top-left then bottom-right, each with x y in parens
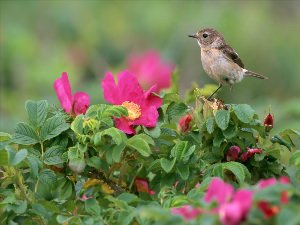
top-left (121, 101), bottom-right (141, 121)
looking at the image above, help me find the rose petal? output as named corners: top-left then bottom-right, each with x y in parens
top-left (54, 72), bottom-right (73, 113)
top-left (101, 72), bottom-right (122, 105)
top-left (73, 92), bottom-right (90, 115)
top-left (204, 178), bottom-right (234, 205)
top-left (114, 117), bottom-right (135, 134)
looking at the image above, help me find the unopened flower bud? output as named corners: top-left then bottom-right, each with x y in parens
top-left (226, 146), bottom-right (241, 161)
top-left (178, 114), bottom-right (192, 133)
top-left (264, 113), bottom-right (274, 132)
top-left (240, 148), bottom-right (262, 162)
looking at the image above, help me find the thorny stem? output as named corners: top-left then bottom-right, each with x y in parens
top-left (91, 170), bottom-right (126, 196)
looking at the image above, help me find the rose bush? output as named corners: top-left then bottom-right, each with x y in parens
top-left (1, 52), bottom-right (300, 225)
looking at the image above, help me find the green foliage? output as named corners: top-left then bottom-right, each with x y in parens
top-left (1, 96), bottom-right (300, 225)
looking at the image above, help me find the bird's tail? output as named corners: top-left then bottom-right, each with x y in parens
top-left (244, 70), bottom-right (268, 79)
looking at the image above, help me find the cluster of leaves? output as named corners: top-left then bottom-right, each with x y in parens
top-left (1, 95), bottom-right (300, 225)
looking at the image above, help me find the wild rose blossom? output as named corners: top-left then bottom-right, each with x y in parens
top-left (102, 70), bottom-right (162, 134)
top-left (178, 114), bottom-right (192, 133)
top-left (257, 176), bottom-right (290, 218)
top-left (173, 178), bottom-right (253, 225)
top-left (204, 178), bottom-right (253, 225)
top-left (127, 50), bottom-right (174, 92)
top-left (134, 177), bottom-right (155, 195)
top-left (54, 72), bottom-right (90, 116)
top-left (226, 146), bottom-right (241, 161)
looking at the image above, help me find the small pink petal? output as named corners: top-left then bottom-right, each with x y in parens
top-left (114, 117), bottom-right (135, 134)
top-left (279, 176), bottom-right (290, 184)
top-left (73, 92), bottom-right (90, 115)
top-left (204, 178), bottom-right (234, 205)
top-left (101, 72), bottom-right (122, 105)
top-left (232, 189), bottom-right (253, 217)
top-left (258, 178), bottom-right (277, 189)
top-left (219, 202), bottom-right (243, 225)
top-left (54, 72), bottom-right (73, 113)
top-left (133, 105), bottom-right (159, 127)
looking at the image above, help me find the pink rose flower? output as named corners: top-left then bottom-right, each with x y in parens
top-left (54, 72), bottom-right (90, 116)
top-left (204, 178), bottom-right (253, 225)
top-left (171, 205), bottom-right (202, 221)
top-left (101, 70), bottom-right (162, 134)
top-left (127, 50), bottom-right (174, 92)
top-left (257, 176), bottom-right (290, 218)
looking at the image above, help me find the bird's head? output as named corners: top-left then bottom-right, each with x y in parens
top-left (188, 28), bottom-right (225, 49)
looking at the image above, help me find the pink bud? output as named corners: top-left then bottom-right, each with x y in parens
top-left (240, 148), bottom-right (262, 162)
top-left (178, 114), bottom-right (192, 133)
top-left (264, 113), bottom-right (274, 132)
top-left (226, 146), bottom-right (241, 161)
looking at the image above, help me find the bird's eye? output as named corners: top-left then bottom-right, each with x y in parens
top-left (203, 33), bottom-right (208, 38)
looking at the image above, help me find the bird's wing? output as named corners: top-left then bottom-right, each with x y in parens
top-left (219, 45), bottom-right (245, 68)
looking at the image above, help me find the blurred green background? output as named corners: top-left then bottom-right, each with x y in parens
top-left (1, 0), bottom-right (300, 133)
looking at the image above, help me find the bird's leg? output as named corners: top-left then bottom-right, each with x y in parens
top-left (208, 84), bottom-right (222, 100)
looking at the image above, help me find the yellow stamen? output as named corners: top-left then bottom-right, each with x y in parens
top-left (121, 101), bottom-right (141, 121)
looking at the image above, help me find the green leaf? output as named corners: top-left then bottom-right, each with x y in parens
top-left (223, 123), bottom-right (238, 139)
top-left (40, 115), bottom-right (69, 141)
top-left (160, 158), bottom-right (176, 173)
top-left (86, 156), bottom-right (102, 170)
top-left (102, 127), bottom-right (127, 145)
top-left (233, 104), bottom-right (255, 123)
top-left (85, 199), bottom-right (101, 216)
top-left (171, 141), bottom-right (188, 160)
top-left (44, 146), bottom-right (65, 165)
top-left (143, 126), bottom-right (161, 138)
top-left (71, 115), bottom-right (84, 135)
top-left (176, 163), bottom-right (189, 180)
top-left (206, 117), bottom-right (215, 134)
top-left (11, 123), bottom-right (39, 145)
top-left (127, 135), bottom-right (152, 157)
top-left (39, 169), bottom-right (57, 185)
top-left (222, 162), bottom-right (246, 184)
top-left (112, 143), bottom-right (126, 163)
top-left (25, 100), bottom-right (48, 128)
top-left (166, 102), bottom-right (188, 121)
top-left (215, 110), bottom-right (230, 130)
top-left (102, 105), bottom-right (128, 118)
top-left (8, 148), bottom-right (28, 166)
top-left (290, 150), bottom-right (300, 168)
top-left (0, 148), bottom-right (9, 166)
top-left (0, 132), bottom-right (12, 142)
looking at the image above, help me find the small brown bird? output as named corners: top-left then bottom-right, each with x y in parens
top-left (188, 28), bottom-right (268, 98)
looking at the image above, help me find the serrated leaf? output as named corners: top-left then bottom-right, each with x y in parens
top-left (0, 148), bottom-right (9, 166)
top-left (11, 123), bottom-right (39, 145)
top-left (143, 126), bottom-right (161, 138)
top-left (127, 136), bottom-right (151, 157)
top-left (8, 148), bottom-right (28, 166)
top-left (71, 115), bottom-right (84, 134)
top-left (86, 156), bottom-right (102, 170)
top-left (206, 117), bottom-right (215, 134)
top-left (215, 110), bottom-right (230, 130)
top-left (102, 127), bottom-right (127, 145)
top-left (39, 169), bottom-right (57, 185)
top-left (171, 141), bottom-right (188, 160)
top-left (166, 102), bottom-right (188, 121)
top-left (44, 146), bottom-right (65, 165)
top-left (177, 163), bottom-right (189, 180)
top-left (223, 123), bottom-right (238, 139)
top-left (222, 162), bottom-right (246, 184)
top-left (25, 100), bottom-right (48, 128)
top-left (290, 150), bottom-right (300, 167)
top-left (233, 104), bottom-right (255, 123)
top-left (112, 143), bottom-right (126, 163)
top-left (0, 132), bottom-right (12, 142)
top-left (85, 199), bottom-right (101, 216)
top-left (102, 105), bottom-right (128, 118)
top-left (160, 158), bottom-right (176, 173)
top-left (40, 115), bottom-right (69, 141)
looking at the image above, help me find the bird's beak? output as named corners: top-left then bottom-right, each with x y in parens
top-left (188, 34), bottom-right (197, 38)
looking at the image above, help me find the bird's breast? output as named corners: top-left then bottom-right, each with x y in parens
top-left (200, 49), bottom-right (243, 85)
